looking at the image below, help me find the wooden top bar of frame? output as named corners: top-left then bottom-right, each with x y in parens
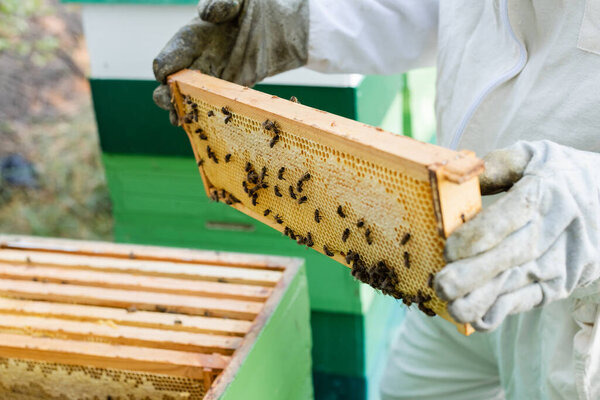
top-left (168, 69), bottom-right (483, 184)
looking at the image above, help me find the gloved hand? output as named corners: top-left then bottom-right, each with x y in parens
top-left (435, 140), bottom-right (600, 332)
top-left (152, 0), bottom-right (309, 125)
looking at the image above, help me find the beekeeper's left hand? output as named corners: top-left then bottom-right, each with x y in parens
top-left (435, 140), bottom-right (600, 332)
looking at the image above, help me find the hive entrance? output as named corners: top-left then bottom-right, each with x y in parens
top-left (169, 70), bottom-right (483, 334)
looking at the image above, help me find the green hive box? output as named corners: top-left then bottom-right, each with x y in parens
top-left (69, 1), bottom-right (410, 398)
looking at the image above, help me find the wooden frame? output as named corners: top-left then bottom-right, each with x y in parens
top-left (0, 235), bottom-right (304, 398)
top-left (168, 71), bottom-right (482, 335)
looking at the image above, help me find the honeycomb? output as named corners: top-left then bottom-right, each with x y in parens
top-left (0, 357), bottom-right (204, 400)
top-left (169, 70), bottom-right (482, 330)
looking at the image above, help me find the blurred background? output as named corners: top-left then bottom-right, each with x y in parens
top-left (0, 0), bottom-right (112, 240)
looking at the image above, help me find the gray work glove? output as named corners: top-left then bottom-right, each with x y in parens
top-left (435, 140), bottom-right (600, 332)
top-left (152, 0), bottom-right (309, 125)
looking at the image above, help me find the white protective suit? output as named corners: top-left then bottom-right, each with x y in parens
top-left (307, 1), bottom-right (600, 399)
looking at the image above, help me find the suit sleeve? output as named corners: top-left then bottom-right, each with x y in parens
top-left (307, 0), bottom-right (439, 74)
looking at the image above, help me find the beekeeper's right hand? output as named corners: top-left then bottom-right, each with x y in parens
top-left (152, 0), bottom-right (309, 125)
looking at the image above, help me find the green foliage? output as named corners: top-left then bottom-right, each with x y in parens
top-left (0, 0), bottom-right (59, 64)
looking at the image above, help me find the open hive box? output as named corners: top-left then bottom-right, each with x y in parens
top-left (168, 70), bottom-right (484, 335)
top-left (0, 235), bottom-right (309, 399)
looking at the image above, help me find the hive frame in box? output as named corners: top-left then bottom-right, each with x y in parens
top-left (0, 235), bottom-right (305, 399)
top-left (168, 70), bottom-right (483, 335)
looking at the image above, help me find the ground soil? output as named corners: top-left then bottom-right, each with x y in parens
top-left (0, 0), bottom-right (113, 240)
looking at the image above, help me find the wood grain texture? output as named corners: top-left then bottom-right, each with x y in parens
top-left (0, 235), bottom-right (305, 395)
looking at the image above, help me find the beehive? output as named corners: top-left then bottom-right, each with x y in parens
top-left (0, 235), bottom-right (307, 399)
top-left (168, 70), bottom-right (483, 334)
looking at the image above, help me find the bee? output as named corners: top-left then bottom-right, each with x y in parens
top-left (427, 273), bottom-right (434, 289)
top-left (197, 159), bottom-right (204, 166)
top-left (342, 228), bottom-right (350, 242)
top-left (224, 115), bottom-right (232, 124)
top-left (260, 182), bottom-right (269, 189)
top-left (297, 173), bottom-right (311, 192)
top-left (251, 192), bottom-right (258, 206)
top-left (191, 103), bottom-right (198, 109)
top-left (184, 96), bottom-right (192, 105)
top-left (402, 297), bottom-right (412, 307)
top-left (262, 119), bottom-right (274, 130)
top-left (229, 194), bottom-right (241, 204)
top-left (401, 233), bottom-right (411, 245)
top-left (298, 196), bottom-right (308, 204)
top-left (247, 170), bottom-right (259, 184)
top-left (356, 219), bottom-right (364, 228)
top-left (323, 245), bottom-right (334, 257)
top-left (289, 185), bottom-right (297, 199)
top-left (225, 154), bottom-right (232, 163)
top-left (199, 133), bottom-right (208, 140)
top-left (245, 162), bottom-right (253, 172)
top-left (174, 319), bottom-right (183, 325)
top-left (242, 181), bottom-right (249, 193)
top-left (297, 236), bottom-right (307, 245)
top-left (155, 305), bottom-right (167, 313)
top-left (221, 106), bottom-right (231, 115)
top-left (283, 226), bottom-right (296, 240)
top-left (260, 166), bottom-right (268, 180)
top-left (127, 305), bottom-right (137, 313)
top-left (418, 303), bottom-right (436, 317)
top-left (263, 209), bottom-right (271, 217)
top-left (300, 173), bottom-right (311, 182)
top-left (278, 167), bottom-right (285, 180)
top-left (210, 190), bottom-right (219, 202)
top-left (272, 124), bottom-right (280, 134)
top-left (314, 209), bottom-right (321, 223)
top-left (207, 110), bottom-right (214, 117)
top-left (274, 186), bottom-right (282, 197)
top-left (183, 114), bottom-right (194, 124)
top-left (225, 196), bottom-right (233, 205)
top-left (403, 251), bottom-right (410, 269)
top-left (337, 205), bottom-right (346, 218)
top-left (270, 134), bottom-right (280, 148)
top-left (290, 96), bottom-right (299, 103)
top-left (274, 214), bottom-right (283, 224)
top-left (365, 228), bottom-right (373, 245)
top-left (195, 128), bottom-right (203, 134)
top-left (306, 232), bottom-right (314, 247)
top-left (345, 250), bottom-right (355, 264)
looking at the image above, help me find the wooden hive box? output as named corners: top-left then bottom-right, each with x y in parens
top-left (0, 235), bottom-right (311, 400)
top-left (168, 70), bottom-right (483, 334)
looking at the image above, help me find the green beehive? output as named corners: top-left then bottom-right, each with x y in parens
top-left (66, 0), bottom-right (414, 397)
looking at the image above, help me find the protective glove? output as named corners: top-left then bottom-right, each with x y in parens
top-left (152, 0), bottom-right (309, 125)
top-left (435, 140), bottom-right (600, 332)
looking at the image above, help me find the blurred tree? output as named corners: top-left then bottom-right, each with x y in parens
top-left (0, 0), bottom-right (59, 65)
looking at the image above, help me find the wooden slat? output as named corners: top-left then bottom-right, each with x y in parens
top-left (0, 250), bottom-right (282, 286)
top-left (0, 298), bottom-right (251, 336)
top-left (0, 280), bottom-right (263, 320)
top-left (170, 70), bottom-right (483, 182)
top-left (0, 333), bottom-right (231, 378)
top-left (0, 235), bottom-right (291, 271)
top-left (0, 263), bottom-right (271, 301)
top-left (0, 314), bottom-right (242, 354)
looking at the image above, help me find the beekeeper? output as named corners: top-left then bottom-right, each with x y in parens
top-left (153, 1), bottom-right (600, 398)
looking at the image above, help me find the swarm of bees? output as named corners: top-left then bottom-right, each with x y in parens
top-left (181, 95), bottom-right (437, 317)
